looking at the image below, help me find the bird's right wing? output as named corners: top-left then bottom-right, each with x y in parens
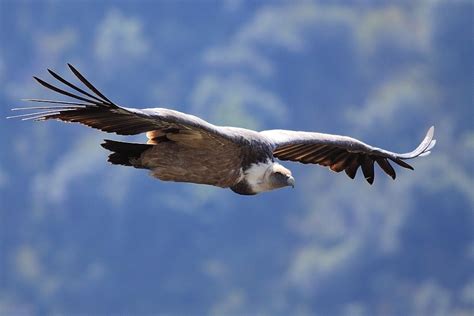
top-left (8, 64), bottom-right (235, 144)
top-left (261, 127), bottom-right (436, 184)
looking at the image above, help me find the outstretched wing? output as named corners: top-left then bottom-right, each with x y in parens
top-left (260, 127), bottom-right (436, 184)
top-left (8, 64), bottom-right (234, 142)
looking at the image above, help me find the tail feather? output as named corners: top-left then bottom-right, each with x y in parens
top-left (101, 139), bottom-right (152, 167)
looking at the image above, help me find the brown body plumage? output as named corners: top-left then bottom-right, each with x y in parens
top-left (142, 134), bottom-right (243, 188)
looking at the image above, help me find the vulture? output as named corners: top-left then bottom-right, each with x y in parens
top-left (9, 65), bottom-right (436, 195)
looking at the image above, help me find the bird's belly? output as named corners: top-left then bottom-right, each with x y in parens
top-left (139, 142), bottom-right (243, 188)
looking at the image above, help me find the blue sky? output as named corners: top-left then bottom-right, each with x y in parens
top-left (1, 1), bottom-right (473, 315)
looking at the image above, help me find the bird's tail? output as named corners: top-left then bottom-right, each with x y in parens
top-left (101, 140), bottom-right (152, 167)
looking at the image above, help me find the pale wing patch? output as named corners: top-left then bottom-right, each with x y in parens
top-left (146, 130), bottom-right (164, 144)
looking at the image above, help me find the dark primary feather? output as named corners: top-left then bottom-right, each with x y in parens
top-left (47, 67), bottom-right (108, 105)
top-left (66, 63), bottom-right (115, 105)
top-left (262, 127), bottom-right (436, 184)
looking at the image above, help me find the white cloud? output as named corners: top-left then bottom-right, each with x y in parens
top-left (342, 302), bottom-right (367, 316)
top-left (204, 2), bottom-right (329, 75)
top-left (413, 280), bottom-right (452, 316)
top-left (14, 245), bottom-right (42, 282)
top-left (30, 131), bottom-right (140, 209)
top-left (94, 9), bottom-right (150, 63)
top-left (210, 289), bottom-right (246, 316)
top-left (100, 167), bottom-right (135, 207)
top-left (190, 74), bottom-right (287, 129)
top-left (147, 72), bottom-right (185, 106)
top-left (147, 183), bottom-right (226, 216)
top-left (202, 259), bottom-right (228, 281)
top-left (11, 244), bottom-right (64, 302)
top-left (84, 261), bottom-right (106, 282)
top-left (0, 295), bottom-right (34, 316)
top-left (288, 236), bottom-right (362, 290)
top-left (204, 2), bottom-right (435, 76)
top-left (222, 0), bottom-right (243, 12)
top-left (0, 55), bottom-right (4, 83)
top-left (354, 4), bottom-right (433, 57)
top-left (345, 67), bottom-right (438, 131)
top-left (32, 133), bottom-right (105, 205)
top-left (461, 279), bottom-right (474, 305)
top-left (5, 75), bottom-right (53, 103)
top-left (0, 166), bottom-right (7, 189)
top-left (235, 3), bottom-right (325, 52)
top-left (420, 150), bottom-right (474, 207)
top-left (35, 28), bottom-right (78, 59)
top-left (204, 45), bottom-right (273, 76)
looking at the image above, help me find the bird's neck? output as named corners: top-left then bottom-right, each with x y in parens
top-left (243, 160), bottom-right (275, 193)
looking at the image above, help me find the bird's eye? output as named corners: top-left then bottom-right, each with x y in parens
top-left (275, 171), bottom-right (285, 178)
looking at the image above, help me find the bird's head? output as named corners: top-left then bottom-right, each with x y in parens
top-left (242, 161), bottom-right (295, 194)
top-left (267, 163), bottom-right (295, 189)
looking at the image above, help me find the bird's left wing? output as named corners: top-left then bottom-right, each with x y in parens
top-left (8, 64), bottom-right (233, 141)
top-left (260, 127), bottom-right (436, 184)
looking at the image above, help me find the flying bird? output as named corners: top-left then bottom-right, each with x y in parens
top-left (9, 65), bottom-right (436, 195)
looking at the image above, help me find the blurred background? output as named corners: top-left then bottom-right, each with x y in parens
top-left (0, 1), bottom-right (473, 315)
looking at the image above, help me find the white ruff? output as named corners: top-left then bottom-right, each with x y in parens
top-left (244, 160), bottom-right (286, 193)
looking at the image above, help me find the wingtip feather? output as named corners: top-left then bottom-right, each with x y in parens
top-left (396, 126), bottom-right (436, 160)
top-left (426, 139), bottom-right (436, 151)
top-left (428, 125), bottom-right (435, 136)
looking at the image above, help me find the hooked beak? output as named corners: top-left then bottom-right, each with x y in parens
top-left (287, 176), bottom-right (295, 188)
